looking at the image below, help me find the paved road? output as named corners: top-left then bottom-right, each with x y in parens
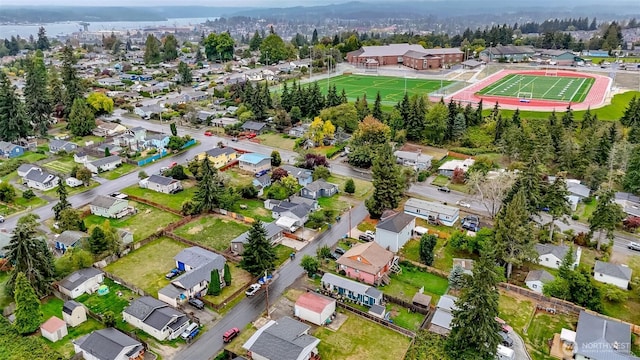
top-left (173, 204), bottom-right (368, 360)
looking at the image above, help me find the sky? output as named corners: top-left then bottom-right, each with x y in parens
top-left (1, 0), bottom-right (336, 6)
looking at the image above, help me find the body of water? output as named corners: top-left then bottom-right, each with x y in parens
top-left (0, 17), bottom-right (213, 39)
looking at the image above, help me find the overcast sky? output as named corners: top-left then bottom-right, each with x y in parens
top-left (1, 0), bottom-right (335, 6)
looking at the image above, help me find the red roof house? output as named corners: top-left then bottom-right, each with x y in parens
top-left (41, 316), bottom-right (68, 343)
top-left (294, 292), bottom-right (336, 326)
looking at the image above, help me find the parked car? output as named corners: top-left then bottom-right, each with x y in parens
top-left (359, 234), bottom-right (373, 242)
top-left (456, 200), bottom-right (471, 208)
top-left (255, 169), bottom-right (269, 177)
top-left (0, 215), bottom-right (4, 223)
top-left (629, 242), bottom-right (640, 251)
top-left (169, 162), bottom-right (178, 168)
top-left (231, 137), bottom-right (238, 142)
top-left (334, 247), bottom-right (346, 255)
top-left (223, 327), bottom-right (240, 343)
top-left (188, 298), bottom-right (205, 310)
top-left (437, 186), bottom-right (451, 193)
top-left (461, 215), bottom-right (480, 232)
top-left (498, 332), bottom-right (513, 347)
top-left (165, 268), bottom-right (180, 279)
top-left (245, 283), bottom-right (261, 296)
top-left (181, 323), bottom-right (199, 340)
top-left (204, 131), bottom-right (213, 136)
top-left (365, 230), bottom-right (375, 237)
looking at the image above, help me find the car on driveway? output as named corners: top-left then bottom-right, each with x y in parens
top-left (334, 247), bottom-right (346, 255)
top-left (437, 186), bottom-right (451, 193)
top-left (629, 242), bottom-right (640, 251)
top-left (188, 298), bottom-right (205, 310)
top-left (223, 327), bottom-right (240, 343)
top-left (204, 131), bottom-right (213, 136)
top-left (245, 283), bottom-right (261, 296)
top-left (461, 215), bottom-right (480, 232)
top-left (165, 268), bottom-right (181, 279)
top-left (498, 331), bottom-right (514, 347)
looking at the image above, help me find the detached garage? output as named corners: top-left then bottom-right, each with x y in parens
top-left (294, 291), bottom-right (336, 326)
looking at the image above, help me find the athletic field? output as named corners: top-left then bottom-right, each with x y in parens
top-left (476, 74), bottom-right (595, 103)
top-left (311, 74), bottom-right (453, 104)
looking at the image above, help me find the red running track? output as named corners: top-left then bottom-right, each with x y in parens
top-left (446, 69), bottom-right (612, 111)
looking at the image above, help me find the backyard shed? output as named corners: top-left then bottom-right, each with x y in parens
top-left (294, 292), bottom-right (336, 326)
top-left (63, 300), bottom-right (87, 327)
top-left (41, 316), bottom-right (67, 342)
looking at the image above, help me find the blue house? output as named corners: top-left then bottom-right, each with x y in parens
top-left (147, 133), bottom-right (170, 150)
top-left (55, 230), bottom-right (88, 253)
top-left (138, 75), bottom-right (153, 81)
top-left (321, 273), bottom-right (383, 307)
top-left (0, 141), bottom-right (25, 158)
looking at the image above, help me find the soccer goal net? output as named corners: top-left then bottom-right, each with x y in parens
top-left (517, 92), bottom-right (533, 99)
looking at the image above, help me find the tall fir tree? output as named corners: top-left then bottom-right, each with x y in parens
top-left (24, 53), bottom-right (52, 136)
top-left (561, 104), bottom-right (574, 129)
top-left (406, 95), bottom-right (427, 141)
top-left (208, 269), bottom-right (221, 295)
top-left (452, 113), bottom-right (467, 139)
top-left (241, 221), bottom-right (277, 275)
top-left (193, 158), bottom-right (224, 213)
top-left (589, 190), bottom-right (625, 251)
top-left (61, 45), bottom-right (83, 115)
top-left (144, 34), bottom-right (162, 64)
top-left (35, 26), bottom-right (50, 51)
top-left (365, 143), bottom-right (404, 218)
top-left (445, 99), bottom-right (458, 141)
top-left (13, 272), bottom-right (43, 335)
top-left (67, 97), bottom-right (96, 136)
top-left (474, 98), bottom-right (484, 126)
top-left (0, 71), bottom-right (30, 142)
top-left (372, 91), bottom-right (383, 121)
top-left (544, 176), bottom-right (571, 242)
top-left (52, 181), bottom-right (71, 220)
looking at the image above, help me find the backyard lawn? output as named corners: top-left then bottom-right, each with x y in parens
top-left (42, 156), bottom-right (77, 175)
top-left (314, 313), bottom-right (411, 360)
top-left (317, 195), bottom-right (349, 212)
top-left (601, 254), bottom-right (640, 325)
top-left (104, 237), bottom-right (189, 295)
top-left (18, 151), bottom-right (48, 163)
top-left (257, 133), bottom-right (296, 151)
top-left (386, 304), bottom-right (425, 331)
top-left (204, 263), bottom-right (253, 306)
top-left (123, 182), bottom-right (197, 211)
top-left (229, 198), bottom-right (273, 222)
top-left (100, 163), bottom-right (138, 180)
top-left (399, 235), bottom-right (475, 273)
top-left (40, 297), bottom-right (103, 358)
top-left (84, 201), bottom-right (180, 242)
top-left (575, 198), bottom-right (597, 222)
top-left (327, 175), bottom-right (373, 201)
top-left (223, 168), bottom-right (255, 188)
top-left (173, 215), bottom-right (250, 251)
top-left (274, 244), bottom-right (294, 266)
top-left (384, 264), bottom-right (449, 304)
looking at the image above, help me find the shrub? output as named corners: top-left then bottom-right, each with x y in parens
top-left (417, 171), bottom-right (429, 182)
top-left (22, 189), bottom-right (35, 200)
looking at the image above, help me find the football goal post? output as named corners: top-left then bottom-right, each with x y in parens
top-left (545, 67), bottom-right (558, 76)
top-left (517, 92), bottom-right (533, 100)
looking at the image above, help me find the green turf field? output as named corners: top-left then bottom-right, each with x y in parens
top-left (310, 74), bottom-right (454, 104)
top-left (477, 74), bottom-right (595, 102)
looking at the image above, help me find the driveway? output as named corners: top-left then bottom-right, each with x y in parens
top-left (509, 330), bottom-right (532, 360)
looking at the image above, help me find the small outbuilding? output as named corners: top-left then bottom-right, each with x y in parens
top-left (294, 292), bottom-right (336, 326)
top-left (62, 300), bottom-right (87, 327)
top-left (41, 316), bottom-right (68, 343)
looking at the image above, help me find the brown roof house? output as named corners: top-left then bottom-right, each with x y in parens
top-left (336, 241), bottom-right (394, 286)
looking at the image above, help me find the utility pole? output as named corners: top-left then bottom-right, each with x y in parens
top-left (348, 205), bottom-right (352, 238)
top-left (264, 270), bottom-right (270, 319)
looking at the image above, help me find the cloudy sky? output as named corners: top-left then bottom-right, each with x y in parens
top-left (1, 0), bottom-right (334, 6)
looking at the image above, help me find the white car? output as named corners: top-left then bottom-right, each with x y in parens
top-left (245, 283), bottom-right (261, 296)
top-left (456, 200), bottom-right (471, 208)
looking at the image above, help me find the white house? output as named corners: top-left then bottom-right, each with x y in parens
top-left (242, 316), bottom-right (321, 360)
top-left (66, 177), bottom-right (84, 188)
top-left (375, 212), bottom-right (416, 252)
top-left (438, 158), bottom-right (475, 177)
top-left (394, 150), bottom-right (433, 170)
top-left (139, 174), bottom-right (182, 194)
top-left (58, 268), bottom-right (104, 299)
top-left (525, 270), bottom-right (555, 293)
top-left (535, 244), bottom-right (581, 270)
top-left (404, 198), bottom-right (459, 227)
top-left (74, 152), bottom-right (88, 164)
top-left (22, 168), bottom-right (60, 191)
top-left (74, 328), bottom-right (144, 360)
top-left (89, 195), bottom-right (132, 219)
top-left (86, 155), bottom-right (122, 174)
top-left (41, 316), bottom-right (67, 343)
top-left (63, 300), bottom-right (87, 327)
top-left (294, 292), bottom-right (336, 326)
top-left (122, 296), bottom-right (190, 341)
top-left (573, 311), bottom-right (635, 360)
top-left (594, 261), bottom-right (632, 289)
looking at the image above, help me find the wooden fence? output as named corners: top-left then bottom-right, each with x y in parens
top-left (102, 271), bottom-right (152, 297)
top-left (336, 301), bottom-right (416, 338)
top-left (383, 294), bottom-right (431, 316)
top-left (127, 194), bottom-right (183, 216)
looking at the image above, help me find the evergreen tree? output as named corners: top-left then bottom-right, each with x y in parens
top-left (365, 144), bottom-right (404, 218)
top-left (589, 190), bottom-right (625, 250)
top-left (88, 226), bottom-right (108, 255)
top-left (511, 108), bottom-right (521, 127)
top-left (24, 53), bottom-right (52, 136)
top-left (281, 82), bottom-right (292, 111)
top-left (326, 84), bottom-right (341, 108)
top-left (545, 176), bottom-right (571, 242)
top-left (241, 220), bottom-right (277, 275)
top-left (144, 34), bottom-right (162, 64)
top-left (271, 150), bottom-right (282, 167)
top-left (162, 34), bottom-right (179, 61)
top-left (5, 214), bottom-right (55, 296)
top-left (372, 91), bottom-right (383, 121)
top-left (452, 113), bottom-right (467, 139)
top-left (177, 61), bottom-right (192, 85)
top-left (208, 269), bottom-right (221, 295)
top-left (492, 189), bottom-right (536, 279)
top-left (406, 95), bottom-right (427, 141)
top-left (448, 265), bottom-right (466, 290)
top-left (224, 263), bottom-right (231, 286)
top-left (396, 93), bottom-right (411, 128)
top-left (0, 71), bottom-right (30, 142)
top-left (624, 146), bottom-right (640, 194)
top-left (311, 29), bottom-right (319, 45)
top-left (35, 26), bottom-right (50, 51)
top-left (474, 99), bottom-right (484, 126)
top-left (621, 96), bottom-right (640, 128)
top-left (61, 45), bottom-right (83, 114)
top-left (339, 89), bottom-right (348, 104)
top-left (445, 100), bottom-right (458, 141)
top-left (581, 107), bottom-right (596, 129)
top-left (13, 272), bottom-right (43, 335)
top-left (249, 30), bottom-right (262, 51)
top-left (49, 67), bottom-right (64, 116)
top-left (193, 158), bottom-right (224, 213)
top-left (344, 178), bottom-right (356, 194)
top-left (562, 104), bottom-right (574, 129)
top-left (67, 97), bottom-right (96, 136)
top-left (504, 156), bottom-right (544, 213)
top-left (419, 234), bottom-right (437, 266)
top-left (52, 181), bottom-right (71, 220)
top-left (493, 114), bottom-right (506, 144)
top-left (195, 47), bottom-right (204, 62)
top-left (446, 255), bottom-right (502, 360)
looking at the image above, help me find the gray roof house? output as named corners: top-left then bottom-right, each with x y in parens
top-left (74, 328), bottom-right (144, 360)
top-left (23, 168), bottom-right (59, 191)
top-left (280, 165), bottom-right (313, 186)
top-left (17, 163), bottom-right (39, 177)
top-left (375, 212), bottom-right (416, 252)
top-left (86, 155), bottom-right (122, 174)
top-left (429, 295), bottom-right (458, 335)
top-left (615, 192), bottom-right (640, 218)
top-left (404, 198), bottom-right (460, 227)
top-left (140, 174), bottom-right (182, 194)
top-left (122, 296), bottom-right (190, 341)
top-left (594, 261), bottom-right (632, 289)
top-left (242, 316), bottom-right (321, 360)
top-left (241, 121), bottom-right (268, 134)
top-left (89, 195), bottom-right (132, 219)
top-left (300, 179), bottom-right (338, 200)
top-left (49, 139), bottom-right (77, 154)
top-left (535, 244), bottom-right (581, 270)
top-left (158, 247), bottom-right (226, 307)
top-left (231, 222), bottom-right (283, 255)
top-left (58, 268), bottom-right (104, 299)
top-left (573, 311), bottom-right (638, 360)
top-left (394, 150), bottom-right (433, 171)
top-left (525, 270), bottom-right (555, 293)
top-left (321, 272), bottom-right (383, 307)
top-left (54, 230), bottom-right (88, 252)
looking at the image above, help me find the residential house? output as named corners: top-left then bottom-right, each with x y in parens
top-left (74, 328), bottom-right (145, 360)
top-left (336, 241), bottom-right (395, 285)
top-left (231, 222), bottom-right (283, 255)
top-left (572, 311), bottom-right (638, 360)
top-left (280, 165), bottom-right (313, 186)
top-left (66, 177), bottom-right (83, 188)
top-left (242, 316), bottom-right (321, 360)
top-left (92, 121), bottom-right (127, 137)
top-left (375, 212), bottom-right (416, 252)
top-left (197, 147), bottom-right (238, 168)
top-left (438, 158), bottom-right (475, 177)
top-left (74, 152), bottom-right (88, 164)
top-left (158, 247), bottom-right (226, 307)
top-left (394, 150), bottom-right (433, 171)
top-left (321, 273), bottom-right (383, 307)
top-left (594, 261), bottom-right (632, 289)
top-left (122, 296), bottom-right (190, 341)
top-left (535, 244), bottom-right (581, 270)
top-left (289, 196), bottom-right (320, 211)
top-left (548, 177), bottom-right (591, 211)
top-left (241, 121), bottom-right (268, 134)
top-left (89, 195), bottom-right (132, 219)
top-left (139, 174), bottom-right (182, 194)
top-left (404, 198), bottom-right (460, 227)
top-left (86, 155), bottom-right (122, 174)
top-left (252, 173), bottom-right (272, 196)
top-left (289, 124), bottom-right (310, 138)
top-left (265, 199), bottom-right (313, 232)
top-left (429, 295), bottom-right (458, 335)
top-left (63, 300), bottom-right (87, 327)
top-left (97, 77), bottom-right (124, 87)
top-left (49, 139), bottom-right (77, 154)
top-left (58, 268), bottom-right (104, 299)
top-left (23, 168), bottom-right (60, 191)
top-left (17, 163), bottom-right (39, 177)
top-left (452, 258), bottom-right (474, 275)
top-left (615, 192), bottom-right (640, 218)
top-left (294, 292), bottom-right (336, 326)
top-left (525, 270), bottom-right (555, 293)
top-left (146, 133), bottom-right (170, 150)
top-left (0, 141), bottom-right (25, 158)
top-left (118, 229), bottom-right (134, 245)
top-left (238, 153), bottom-right (271, 174)
top-left (41, 316), bottom-right (67, 343)
top-left (300, 179), bottom-right (338, 200)
top-left (55, 230), bottom-right (88, 253)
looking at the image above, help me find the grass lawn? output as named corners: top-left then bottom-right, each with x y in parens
top-left (223, 168), bottom-right (255, 188)
top-left (498, 292), bottom-right (534, 333)
top-left (384, 264), bottom-right (448, 304)
top-left (257, 133), bottom-right (296, 151)
top-left (174, 215), bottom-right (250, 251)
top-left (431, 175), bottom-right (449, 187)
top-left (100, 163), bottom-right (138, 180)
top-left (601, 254), bottom-right (640, 325)
top-left (104, 237), bottom-right (189, 295)
top-left (526, 312), bottom-right (578, 360)
top-left (428, 235), bottom-right (476, 272)
top-left (204, 263), bottom-right (253, 306)
top-left (17, 151), bottom-right (48, 163)
top-left (76, 278), bottom-right (139, 318)
top-left (42, 157), bottom-right (77, 175)
top-left (40, 297), bottom-right (103, 358)
top-left (84, 201), bottom-right (180, 242)
top-left (318, 195), bottom-right (349, 212)
top-left (72, 135), bottom-right (104, 145)
top-left (225, 323), bottom-right (258, 356)
top-left (575, 198), bottom-right (597, 222)
top-left (386, 304), bottom-right (425, 331)
top-left (357, 221), bottom-right (376, 233)
top-left (477, 74), bottom-right (594, 102)
top-left (229, 198), bottom-right (273, 222)
top-left (274, 244), bottom-right (294, 266)
top-left (327, 175), bottom-right (373, 201)
top-left (0, 190), bottom-right (48, 217)
top-left (0, 272), bottom-right (12, 309)
top-left (313, 313), bottom-right (411, 360)
top-left (122, 182), bottom-right (197, 211)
